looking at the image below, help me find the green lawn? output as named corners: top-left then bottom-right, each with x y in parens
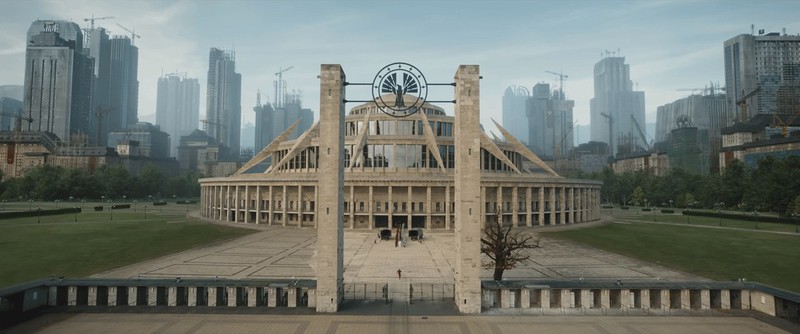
top-left (0, 206), bottom-right (256, 288)
top-left (543, 222), bottom-right (800, 292)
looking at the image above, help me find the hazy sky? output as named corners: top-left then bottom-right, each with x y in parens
top-left (1, 0), bottom-right (799, 142)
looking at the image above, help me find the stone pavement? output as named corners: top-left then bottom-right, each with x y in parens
top-left (4, 312), bottom-right (791, 334)
top-left (92, 223), bottom-right (705, 283)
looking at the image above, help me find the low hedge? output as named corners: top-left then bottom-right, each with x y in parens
top-left (641, 208), bottom-right (651, 212)
top-left (601, 205), bottom-right (614, 209)
top-left (661, 209), bottom-right (675, 214)
top-left (94, 206), bottom-right (104, 211)
top-left (682, 210), bottom-right (798, 224)
top-left (176, 200), bottom-right (197, 205)
top-left (111, 204), bottom-right (131, 210)
top-left (620, 206), bottom-right (629, 210)
top-left (0, 207), bottom-right (81, 220)
top-left (152, 200), bottom-right (167, 206)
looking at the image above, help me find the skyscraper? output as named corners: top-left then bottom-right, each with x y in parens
top-left (107, 36), bottom-right (139, 136)
top-left (590, 56), bottom-right (645, 156)
top-left (527, 83), bottom-right (574, 158)
top-left (206, 48), bottom-right (242, 157)
top-left (501, 85), bottom-right (529, 144)
top-left (23, 20), bottom-right (93, 142)
top-left (84, 27), bottom-right (110, 145)
top-left (83, 27), bottom-right (140, 147)
top-left (156, 73), bottom-right (200, 157)
top-left (724, 31), bottom-right (800, 130)
top-left (254, 91), bottom-right (314, 152)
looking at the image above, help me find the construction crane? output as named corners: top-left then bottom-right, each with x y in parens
top-left (84, 15), bottom-right (114, 30)
top-left (200, 119), bottom-right (219, 133)
top-left (274, 66), bottom-right (294, 108)
top-left (115, 23), bottom-right (141, 45)
top-left (600, 112), bottom-right (614, 156)
top-left (545, 70), bottom-right (568, 100)
top-left (630, 115), bottom-right (650, 151)
top-left (736, 87), bottom-right (760, 122)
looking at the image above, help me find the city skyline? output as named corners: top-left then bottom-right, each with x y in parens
top-left (0, 0), bottom-right (799, 143)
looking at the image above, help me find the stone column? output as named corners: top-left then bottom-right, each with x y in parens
top-left (548, 185), bottom-right (556, 225)
top-left (268, 186), bottom-right (273, 225)
top-left (721, 289), bottom-right (731, 309)
top-left (496, 186), bottom-right (502, 227)
top-left (368, 186), bottom-right (374, 229)
top-left (453, 64), bottom-right (481, 313)
top-left (350, 186), bottom-right (355, 229)
top-left (407, 186), bottom-right (412, 227)
top-left (560, 289), bottom-right (570, 308)
top-left (247, 287), bottom-right (257, 307)
top-left (621, 289), bottom-right (631, 309)
top-left (660, 290), bottom-right (670, 309)
top-left (227, 287), bottom-right (237, 307)
top-left (641, 289), bottom-right (650, 309)
top-left (298, 186), bottom-right (303, 227)
top-left (315, 64), bottom-right (345, 313)
top-left (538, 187), bottom-right (545, 226)
top-left (288, 288), bottom-right (297, 308)
top-left (445, 186), bottom-right (451, 230)
top-left (520, 289), bottom-right (531, 308)
top-left (255, 185), bottom-right (261, 224)
top-left (600, 289), bottom-right (610, 308)
top-left (569, 187), bottom-right (575, 224)
top-left (168, 287), bottom-right (177, 306)
top-left (148, 287), bottom-right (157, 306)
top-left (577, 187), bottom-right (583, 222)
top-left (108, 287), bottom-right (117, 306)
top-left (500, 289), bottom-right (510, 308)
top-left (67, 286), bottom-right (77, 306)
top-left (580, 289), bottom-right (591, 309)
top-left (386, 186), bottom-right (394, 229)
top-left (88, 286), bottom-right (97, 306)
top-left (128, 287), bottom-right (137, 306)
top-left (701, 289), bottom-right (710, 310)
top-left (282, 185), bottom-right (287, 226)
top-left (512, 187), bottom-right (518, 227)
top-left (559, 187), bottom-right (566, 224)
top-left (208, 287), bottom-right (217, 307)
top-left (268, 287), bottom-right (277, 307)
top-left (48, 286), bottom-right (57, 306)
top-left (540, 289), bottom-right (550, 308)
top-left (188, 287), bottom-right (197, 306)
top-left (426, 186), bottom-right (432, 230)
top-left (233, 185), bottom-right (239, 222)
top-left (526, 187), bottom-right (532, 227)
top-left (244, 186), bottom-right (250, 223)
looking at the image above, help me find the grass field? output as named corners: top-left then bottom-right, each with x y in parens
top-left (0, 203), bottom-right (256, 288)
top-left (544, 222), bottom-right (800, 292)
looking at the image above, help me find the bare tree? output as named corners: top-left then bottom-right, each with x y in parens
top-left (480, 209), bottom-right (541, 281)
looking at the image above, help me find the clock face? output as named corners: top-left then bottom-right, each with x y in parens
top-left (372, 62), bottom-right (428, 117)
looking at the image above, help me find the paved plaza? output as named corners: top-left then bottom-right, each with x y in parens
top-left (5, 313), bottom-right (792, 334)
top-left (5, 221), bottom-right (798, 333)
top-left (91, 222), bottom-right (706, 283)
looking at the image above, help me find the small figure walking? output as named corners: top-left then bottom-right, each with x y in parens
top-left (397, 269), bottom-right (402, 279)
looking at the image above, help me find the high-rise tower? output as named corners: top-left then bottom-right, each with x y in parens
top-left (156, 73), bottom-right (200, 157)
top-left (590, 56), bottom-right (645, 157)
top-left (501, 85), bottom-right (529, 144)
top-left (724, 31), bottom-right (800, 129)
top-left (23, 20), bottom-right (93, 142)
top-left (206, 48), bottom-right (242, 157)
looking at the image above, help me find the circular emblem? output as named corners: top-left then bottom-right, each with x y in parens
top-left (372, 62), bottom-right (427, 117)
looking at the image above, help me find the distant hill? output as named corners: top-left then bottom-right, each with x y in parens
top-left (0, 85), bottom-right (22, 100)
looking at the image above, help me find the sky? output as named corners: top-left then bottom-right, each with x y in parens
top-left (1, 0), bottom-right (799, 146)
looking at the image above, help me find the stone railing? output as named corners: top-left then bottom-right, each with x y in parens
top-left (481, 279), bottom-right (800, 323)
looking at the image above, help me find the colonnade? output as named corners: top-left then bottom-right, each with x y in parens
top-left (199, 181), bottom-right (602, 230)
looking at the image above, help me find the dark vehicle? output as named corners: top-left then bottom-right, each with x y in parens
top-left (408, 228), bottom-right (424, 241)
top-left (379, 229), bottom-right (392, 240)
